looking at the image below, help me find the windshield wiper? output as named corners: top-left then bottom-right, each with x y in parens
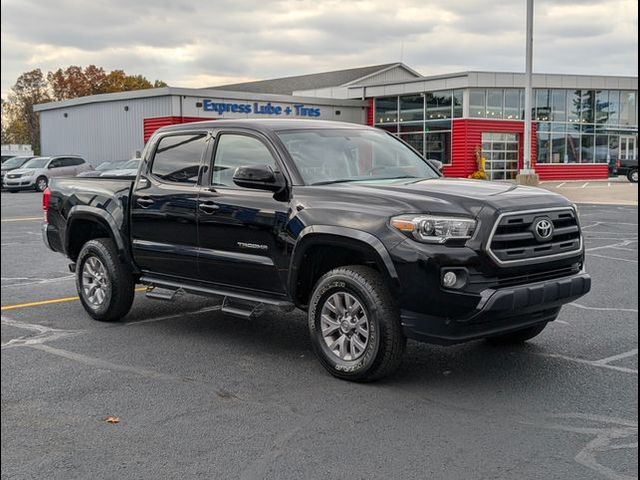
top-left (310, 178), bottom-right (364, 186)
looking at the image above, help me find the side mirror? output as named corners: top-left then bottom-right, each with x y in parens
top-left (427, 159), bottom-right (443, 174)
top-left (48, 164), bottom-right (56, 169)
top-left (233, 165), bottom-right (286, 192)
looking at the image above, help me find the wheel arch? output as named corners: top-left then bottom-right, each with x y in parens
top-left (288, 226), bottom-right (399, 309)
top-left (65, 206), bottom-right (134, 268)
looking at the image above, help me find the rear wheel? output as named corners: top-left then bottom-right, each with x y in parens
top-left (628, 169), bottom-right (638, 183)
top-left (76, 238), bottom-right (134, 322)
top-left (35, 176), bottom-right (48, 192)
top-left (486, 322), bottom-right (548, 345)
top-left (308, 265), bottom-right (405, 382)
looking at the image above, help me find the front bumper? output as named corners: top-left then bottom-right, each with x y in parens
top-left (3, 177), bottom-right (35, 189)
top-left (401, 272), bottom-right (591, 345)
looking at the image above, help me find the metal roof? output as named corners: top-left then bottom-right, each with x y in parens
top-left (208, 63), bottom-right (420, 94)
top-left (157, 118), bottom-right (371, 134)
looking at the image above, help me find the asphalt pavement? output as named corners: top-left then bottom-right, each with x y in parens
top-left (1, 189), bottom-right (638, 480)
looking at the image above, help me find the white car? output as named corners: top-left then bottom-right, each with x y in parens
top-left (3, 155), bottom-right (93, 192)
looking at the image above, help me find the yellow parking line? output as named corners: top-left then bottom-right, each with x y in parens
top-left (1, 287), bottom-right (148, 311)
top-left (1, 216), bottom-right (42, 223)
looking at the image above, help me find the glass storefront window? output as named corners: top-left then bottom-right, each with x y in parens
top-left (595, 135), bottom-right (609, 163)
top-left (399, 133), bottom-right (424, 156)
top-left (567, 90), bottom-right (581, 124)
top-left (375, 97), bottom-right (398, 123)
top-left (486, 89), bottom-right (503, 118)
top-left (537, 132), bottom-right (550, 163)
top-left (581, 134), bottom-right (595, 163)
top-left (595, 90), bottom-right (609, 124)
top-left (426, 91), bottom-right (452, 120)
top-left (551, 90), bottom-right (566, 122)
top-left (504, 89), bottom-right (520, 120)
top-left (453, 90), bottom-right (463, 118)
top-left (606, 91), bottom-right (620, 126)
top-left (551, 133), bottom-right (566, 163)
top-left (566, 130), bottom-right (580, 163)
top-left (620, 91), bottom-right (637, 126)
top-left (399, 95), bottom-right (423, 122)
top-left (469, 89), bottom-right (486, 118)
top-left (425, 131), bottom-right (451, 164)
top-left (581, 91), bottom-right (595, 124)
top-left (535, 89), bottom-right (551, 121)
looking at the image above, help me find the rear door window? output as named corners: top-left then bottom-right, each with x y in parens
top-left (151, 133), bottom-right (208, 184)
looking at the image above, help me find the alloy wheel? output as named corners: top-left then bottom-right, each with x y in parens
top-left (81, 256), bottom-right (110, 306)
top-left (320, 291), bottom-right (370, 361)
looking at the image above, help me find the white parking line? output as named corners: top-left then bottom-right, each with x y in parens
top-left (588, 253), bottom-right (637, 263)
top-left (531, 352), bottom-right (638, 375)
top-left (594, 349), bottom-right (638, 366)
top-left (581, 182), bottom-right (589, 189)
top-left (557, 182), bottom-right (566, 188)
top-left (568, 303), bottom-right (638, 314)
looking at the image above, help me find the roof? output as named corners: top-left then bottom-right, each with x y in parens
top-left (158, 118), bottom-right (371, 134)
top-left (209, 63), bottom-right (419, 94)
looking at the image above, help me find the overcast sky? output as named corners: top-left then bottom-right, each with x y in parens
top-left (1, 0), bottom-right (637, 97)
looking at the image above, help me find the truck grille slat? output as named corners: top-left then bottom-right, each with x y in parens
top-left (487, 208), bottom-right (583, 265)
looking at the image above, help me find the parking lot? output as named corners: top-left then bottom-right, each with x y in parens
top-left (1, 189), bottom-right (637, 479)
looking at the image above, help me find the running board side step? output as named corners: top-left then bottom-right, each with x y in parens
top-left (139, 275), bottom-right (294, 310)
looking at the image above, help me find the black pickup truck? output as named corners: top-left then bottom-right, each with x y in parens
top-left (43, 119), bottom-right (591, 381)
top-left (609, 158), bottom-right (638, 183)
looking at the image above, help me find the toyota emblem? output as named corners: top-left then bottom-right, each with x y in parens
top-left (534, 218), bottom-right (554, 241)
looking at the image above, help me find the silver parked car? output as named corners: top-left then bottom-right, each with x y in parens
top-left (99, 158), bottom-right (141, 177)
top-left (3, 155), bottom-right (93, 192)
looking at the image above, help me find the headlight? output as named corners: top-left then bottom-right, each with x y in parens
top-left (390, 214), bottom-right (477, 244)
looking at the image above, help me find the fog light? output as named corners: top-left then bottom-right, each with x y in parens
top-left (442, 271), bottom-right (458, 288)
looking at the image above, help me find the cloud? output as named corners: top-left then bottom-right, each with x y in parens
top-left (0, 0), bottom-right (637, 97)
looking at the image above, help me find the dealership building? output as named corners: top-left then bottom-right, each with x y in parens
top-left (34, 63), bottom-right (638, 180)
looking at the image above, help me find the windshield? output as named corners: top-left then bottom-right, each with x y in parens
top-left (277, 129), bottom-right (439, 185)
top-left (2, 156), bottom-right (32, 168)
top-left (21, 157), bottom-right (49, 169)
top-left (121, 159), bottom-right (140, 169)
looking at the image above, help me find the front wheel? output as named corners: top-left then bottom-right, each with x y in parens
top-left (627, 169), bottom-right (638, 183)
top-left (35, 176), bottom-right (48, 192)
top-left (486, 322), bottom-right (548, 345)
top-left (308, 265), bottom-right (405, 382)
top-left (76, 238), bottom-right (135, 321)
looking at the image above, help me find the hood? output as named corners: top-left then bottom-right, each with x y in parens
top-left (7, 168), bottom-right (36, 175)
top-left (300, 178), bottom-right (572, 218)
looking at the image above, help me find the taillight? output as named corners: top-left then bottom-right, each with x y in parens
top-left (42, 187), bottom-right (51, 222)
top-left (616, 160), bottom-right (621, 169)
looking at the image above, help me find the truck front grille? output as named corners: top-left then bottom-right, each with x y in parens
top-left (487, 208), bottom-right (582, 265)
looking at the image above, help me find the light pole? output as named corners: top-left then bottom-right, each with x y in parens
top-left (517, 0), bottom-right (540, 185)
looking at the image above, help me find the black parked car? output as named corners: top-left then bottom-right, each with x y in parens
top-left (609, 158), bottom-right (638, 183)
top-left (42, 119), bottom-right (591, 381)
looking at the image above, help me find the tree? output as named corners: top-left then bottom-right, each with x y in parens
top-left (5, 69), bottom-right (50, 153)
top-left (2, 65), bottom-right (166, 153)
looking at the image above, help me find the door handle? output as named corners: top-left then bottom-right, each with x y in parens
top-left (199, 201), bottom-right (220, 214)
top-left (136, 197), bottom-right (154, 208)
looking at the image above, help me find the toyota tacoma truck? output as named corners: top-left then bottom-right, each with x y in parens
top-left (42, 119), bottom-right (591, 381)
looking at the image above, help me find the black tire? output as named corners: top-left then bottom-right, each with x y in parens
top-left (76, 238), bottom-right (135, 322)
top-left (308, 265), bottom-right (406, 382)
top-left (486, 322), bottom-right (548, 345)
top-left (35, 176), bottom-right (48, 192)
top-left (627, 169), bottom-right (638, 183)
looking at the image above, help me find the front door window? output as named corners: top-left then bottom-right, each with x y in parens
top-left (481, 132), bottom-right (520, 180)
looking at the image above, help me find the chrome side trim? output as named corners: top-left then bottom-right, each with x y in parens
top-left (486, 206), bottom-right (583, 266)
